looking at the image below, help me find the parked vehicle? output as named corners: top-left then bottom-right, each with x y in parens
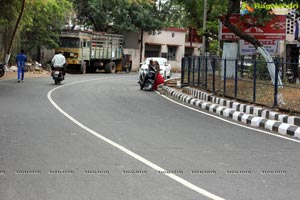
top-left (139, 64), bottom-right (157, 91)
top-left (51, 67), bottom-right (64, 85)
top-left (139, 57), bottom-right (171, 79)
top-left (0, 63), bottom-right (5, 78)
top-left (55, 30), bottom-right (131, 74)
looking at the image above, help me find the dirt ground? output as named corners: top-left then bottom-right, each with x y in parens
top-left (0, 70), bottom-right (50, 81)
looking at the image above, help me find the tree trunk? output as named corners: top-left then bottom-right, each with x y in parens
top-left (5, 0), bottom-right (26, 65)
top-left (139, 29), bottom-right (144, 63)
top-left (223, 0), bottom-right (283, 87)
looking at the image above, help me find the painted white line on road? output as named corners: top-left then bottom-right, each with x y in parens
top-left (157, 91), bottom-right (300, 143)
top-left (47, 79), bottom-right (225, 200)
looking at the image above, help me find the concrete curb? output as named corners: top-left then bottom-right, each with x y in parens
top-left (161, 85), bottom-right (300, 140)
top-left (182, 87), bottom-right (300, 127)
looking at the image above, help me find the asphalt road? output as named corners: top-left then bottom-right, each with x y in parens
top-left (0, 73), bottom-right (300, 200)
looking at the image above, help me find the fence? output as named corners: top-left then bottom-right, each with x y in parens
top-left (181, 56), bottom-right (300, 115)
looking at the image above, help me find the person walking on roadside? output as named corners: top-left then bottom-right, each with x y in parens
top-left (16, 49), bottom-right (27, 82)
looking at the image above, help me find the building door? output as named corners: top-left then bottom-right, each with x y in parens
top-left (145, 44), bottom-right (160, 58)
top-left (168, 46), bottom-right (177, 60)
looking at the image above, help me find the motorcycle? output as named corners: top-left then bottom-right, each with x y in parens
top-left (51, 67), bottom-right (64, 85)
top-left (0, 63), bottom-right (5, 78)
top-left (139, 65), bottom-right (157, 91)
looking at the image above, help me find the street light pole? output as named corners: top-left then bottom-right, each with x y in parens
top-left (202, 0), bottom-right (207, 56)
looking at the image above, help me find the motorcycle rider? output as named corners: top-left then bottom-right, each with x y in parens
top-left (140, 59), bottom-right (156, 90)
top-left (51, 50), bottom-right (66, 76)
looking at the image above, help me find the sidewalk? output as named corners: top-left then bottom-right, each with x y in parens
top-left (161, 79), bottom-right (300, 140)
top-left (0, 70), bottom-right (50, 81)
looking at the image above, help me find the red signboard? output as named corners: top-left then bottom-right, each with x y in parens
top-left (220, 14), bottom-right (286, 40)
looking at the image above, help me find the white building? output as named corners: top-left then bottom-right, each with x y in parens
top-left (124, 28), bottom-right (201, 72)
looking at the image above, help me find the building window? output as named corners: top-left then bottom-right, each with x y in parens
top-left (168, 46), bottom-right (177, 60)
top-left (145, 44), bottom-right (161, 58)
top-left (145, 50), bottom-right (160, 57)
top-left (161, 53), bottom-right (167, 59)
top-left (81, 40), bottom-right (91, 48)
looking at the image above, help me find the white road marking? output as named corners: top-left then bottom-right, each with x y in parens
top-left (47, 79), bottom-right (225, 200)
top-left (156, 91), bottom-right (300, 143)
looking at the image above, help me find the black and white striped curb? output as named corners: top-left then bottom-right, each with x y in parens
top-left (182, 87), bottom-right (300, 127)
top-left (161, 86), bottom-right (300, 139)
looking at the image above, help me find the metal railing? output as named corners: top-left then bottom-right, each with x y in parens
top-left (181, 56), bottom-right (300, 114)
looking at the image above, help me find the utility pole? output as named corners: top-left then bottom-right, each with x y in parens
top-left (202, 0), bottom-right (207, 56)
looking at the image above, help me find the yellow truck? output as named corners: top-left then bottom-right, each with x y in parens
top-left (55, 30), bottom-right (131, 73)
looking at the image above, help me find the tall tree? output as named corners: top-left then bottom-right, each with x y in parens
top-left (5, 0), bottom-right (26, 64)
top-left (0, 0), bottom-right (73, 63)
top-left (71, 0), bottom-right (169, 33)
top-left (112, 1), bottom-right (163, 33)
top-left (22, 0), bottom-right (73, 50)
top-left (173, 0), bottom-right (228, 53)
top-left (0, 0), bottom-right (22, 62)
top-left (223, 0), bottom-right (299, 86)
top-left (224, 0), bottom-right (299, 49)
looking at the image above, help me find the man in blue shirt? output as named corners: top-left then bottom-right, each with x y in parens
top-left (16, 49), bottom-right (27, 82)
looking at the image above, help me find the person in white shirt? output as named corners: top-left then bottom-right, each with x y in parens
top-left (51, 50), bottom-right (66, 75)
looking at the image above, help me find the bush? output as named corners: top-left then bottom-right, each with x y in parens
top-left (249, 57), bottom-right (270, 80)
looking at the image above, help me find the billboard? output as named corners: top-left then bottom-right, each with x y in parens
top-left (240, 1), bottom-right (299, 15)
top-left (220, 14), bottom-right (286, 40)
top-left (239, 40), bottom-right (279, 55)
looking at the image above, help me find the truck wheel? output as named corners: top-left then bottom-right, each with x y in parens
top-left (105, 62), bottom-right (116, 73)
top-left (80, 62), bottom-right (86, 74)
top-left (87, 61), bottom-right (97, 73)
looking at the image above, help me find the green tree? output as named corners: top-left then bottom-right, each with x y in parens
top-left (0, 0), bottom-right (23, 62)
top-left (173, 0), bottom-right (228, 53)
top-left (224, 0), bottom-right (299, 86)
top-left (71, 0), bottom-right (176, 33)
top-left (5, 0), bottom-right (26, 64)
top-left (22, 0), bottom-right (73, 50)
top-left (156, 0), bottom-right (187, 28)
top-left (170, 0), bottom-right (299, 88)
top-left (0, 0), bottom-right (73, 63)
top-left (224, 0), bottom-right (299, 49)
top-left (112, 1), bottom-right (163, 33)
